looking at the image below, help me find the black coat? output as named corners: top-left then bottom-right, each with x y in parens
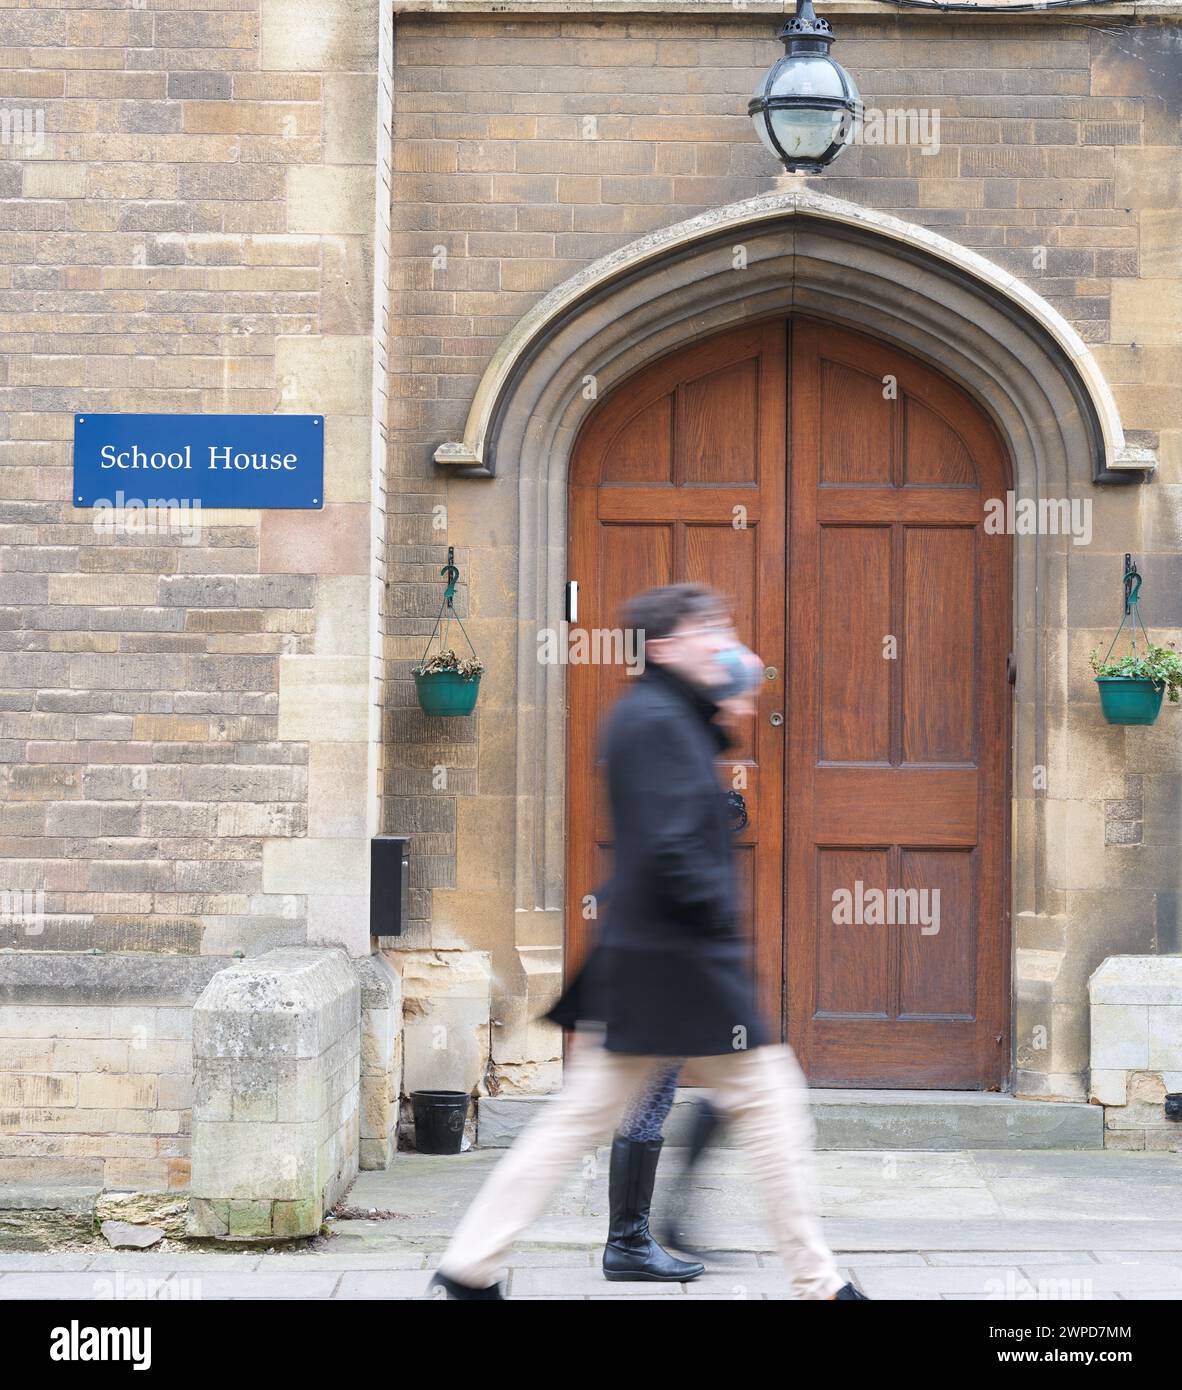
top-left (546, 661), bottom-right (770, 1056)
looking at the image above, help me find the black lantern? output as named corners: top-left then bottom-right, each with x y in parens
top-left (748, 0), bottom-right (861, 174)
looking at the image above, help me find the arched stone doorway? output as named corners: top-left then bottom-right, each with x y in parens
top-left (436, 188), bottom-right (1148, 1097)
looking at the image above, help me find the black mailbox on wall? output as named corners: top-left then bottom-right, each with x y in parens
top-left (371, 835), bottom-right (410, 939)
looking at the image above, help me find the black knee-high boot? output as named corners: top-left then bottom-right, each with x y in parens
top-left (602, 1134), bottom-right (706, 1282)
top-left (654, 1097), bottom-right (722, 1255)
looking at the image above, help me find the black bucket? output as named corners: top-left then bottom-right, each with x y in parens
top-left (411, 1090), bottom-right (470, 1155)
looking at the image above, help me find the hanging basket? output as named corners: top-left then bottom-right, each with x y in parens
top-left (1095, 676), bottom-right (1164, 726)
top-left (414, 668), bottom-right (481, 717)
top-left (1089, 557), bottom-right (1182, 727)
top-left (412, 547), bottom-right (484, 717)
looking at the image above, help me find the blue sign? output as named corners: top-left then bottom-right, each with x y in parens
top-left (73, 414), bottom-right (324, 509)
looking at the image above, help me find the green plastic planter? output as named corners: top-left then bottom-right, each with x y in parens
top-left (414, 669), bottom-right (480, 716)
top-left (1095, 676), bottom-right (1164, 726)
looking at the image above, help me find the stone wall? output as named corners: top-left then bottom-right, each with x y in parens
top-left (0, 0), bottom-right (1179, 1133)
top-left (0, 0), bottom-right (391, 963)
top-left (384, 6), bottom-right (1182, 1098)
top-left (0, 0), bottom-right (400, 1194)
top-left (1, 945), bottom-right (399, 1208)
top-left (0, 953), bottom-right (230, 1188)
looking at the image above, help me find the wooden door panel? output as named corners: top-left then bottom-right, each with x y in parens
top-left (904, 397), bottom-right (978, 486)
top-left (819, 526), bottom-right (892, 763)
top-left (567, 321), bottom-right (787, 1017)
top-left (898, 848), bottom-right (975, 1017)
top-left (597, 488), bottom-right (764, 523)
top-left (601, 396), bottom-right (673, 483)
top-left (788, 317), bottom-right (1011, 1088)
top-left (733, 845), bottom-right (756, 955)
top-left (805, 1019), bottom-right (987, 1088)
top-left (813, 768), bottom-right (978, 843)
top-left (817, 490), bottom-right (983, 524)
top-left (901, 527), bottom-right (976, 764)
top-left (819, 359), bottom-right (894, 484)
top-left (685, 522), bottom-right (757, 763)
top-left (594, 523), bottom-right (672, 714)
top-left (817, 847), bottom-right (892, 1015)
top-left (680, 358), bottom-right (762, 484)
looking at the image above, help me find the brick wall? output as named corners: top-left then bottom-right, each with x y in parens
top-left (0, 0), bottom-right (393, 1186)
top-left (383, 10), bottom-right (1182, 1091)
top-left (0, 1), bottom-right (1179, 1117)
top-left (0, 954), bottom-right (229, 1187)
top-left (0, 1), bottom-right (387, 959)
top-left (1, 1004), bottom-right (194, 1188)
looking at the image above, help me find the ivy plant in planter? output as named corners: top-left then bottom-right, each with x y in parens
top-left (1089, 558), bottom-right (1181, 726)
top-left (1089, 644), bottom-right (1182, 726)
top-left (412, 648), bottom-right (484, 717)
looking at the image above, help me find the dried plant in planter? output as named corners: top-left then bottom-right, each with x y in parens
top-left (415, 549), bottom-right (484, 715)
top-left (412, 649), bottom-right (485, 681)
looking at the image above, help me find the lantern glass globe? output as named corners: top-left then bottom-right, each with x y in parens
top-left (750, 54), bottom-right (861, 166)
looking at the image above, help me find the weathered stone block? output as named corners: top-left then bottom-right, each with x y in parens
top-left (1089, 956), bottom-right (1182, 1146)
top-left (189, 948), bottom-right (359, 1240)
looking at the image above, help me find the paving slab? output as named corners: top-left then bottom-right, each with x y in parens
top-left (1024, 1264), bottom-right (1182, 1294)
top-left (334, 1270), bottom-right (444, 1299)
top-left (84, 1252), bottom-right (263, 1272)
top-left (0, 1252), bottom-right (95, 1271)
top-left (824, 1219), bottom-right (1182, 1252)
top-left (510, 1267), bottom-right (692, 1296)
top-left (0, 1273), bottom-right (137, 1299)
top-left (256, 1251), bottom-right (428, 1271)
top-left (924, 1250), bottom-right (1097, 1265)
top-left (126, 1272), bottom-right (343, 1299)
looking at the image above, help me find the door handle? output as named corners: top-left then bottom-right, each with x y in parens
top-left (769, 712), bottom-right (784, 727)
top-left (726, 790), bottom-right (748, 833)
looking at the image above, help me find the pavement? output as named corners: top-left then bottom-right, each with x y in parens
top-left (3, 1146), bottom-right (1182, 1299)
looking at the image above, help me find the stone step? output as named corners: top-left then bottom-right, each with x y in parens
top-left (476, 1089), bottom-right (1104, 1150)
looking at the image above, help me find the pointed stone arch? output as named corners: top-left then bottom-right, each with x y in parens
top-left (436, 187), bottom-right (1152, 485)
top-left (437, 189), bottom-right (1152, 1081)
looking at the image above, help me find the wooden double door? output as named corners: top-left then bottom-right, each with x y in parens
top-left (567, 317), bottom-right (1011, 1088)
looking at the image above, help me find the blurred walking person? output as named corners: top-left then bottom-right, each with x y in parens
top-left (429, 583), bottom-right (868, 1301)
top-left (599, 640), bottom-right (762, 1281)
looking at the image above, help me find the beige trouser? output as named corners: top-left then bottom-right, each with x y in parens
top-left (436, 1035), bottom-right (844, 1299)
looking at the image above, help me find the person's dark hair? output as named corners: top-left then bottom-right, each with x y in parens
top-left (621, 583), bottom-right (728, 647)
